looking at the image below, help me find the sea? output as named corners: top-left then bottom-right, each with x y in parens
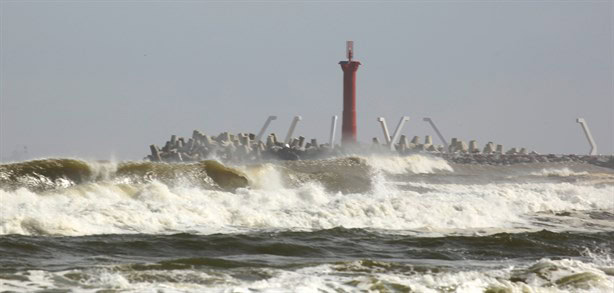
top-left (0, 154), bottom-right (613, 292)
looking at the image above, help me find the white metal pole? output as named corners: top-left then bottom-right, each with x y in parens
top-left (377, 117), bottom-right (391, 145)
top-left (284, 116), bottom-right (302, 144)
top-left (576, 118), bottom-right (597, 155)
top-left (255, 115), bottom-right (277, 143)
top-left (329, 115), bottom-right (338, 148)
top-left (423, 117), bottom-right (449, 153)
top-left (389, 116), bottom-right (410, 151)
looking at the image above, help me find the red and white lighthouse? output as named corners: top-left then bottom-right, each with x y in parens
top-left (339, 41), bottom-right (361, 145)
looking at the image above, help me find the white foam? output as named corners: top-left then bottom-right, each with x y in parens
top-left (236, 163), bottom-right (285, 191)
top-left (2, 258), bottom-right (612, 292)
top-left (1, 159), bottom-right (612, 236)
top-left (363, 154), bottom-right (453, 174)
top-left (531, 168), bottom-right (590, 177)
top-left (87, 160), bottom-right (120, 181)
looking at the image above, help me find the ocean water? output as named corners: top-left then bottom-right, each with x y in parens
top-left (0, 155), bottom-right (613, 292)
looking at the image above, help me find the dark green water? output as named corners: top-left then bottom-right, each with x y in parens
top-left (1, 156), bottom-right (613, 291)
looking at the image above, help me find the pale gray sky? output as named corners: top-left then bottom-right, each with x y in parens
top-left (1, 0), bottom-right (612, 161)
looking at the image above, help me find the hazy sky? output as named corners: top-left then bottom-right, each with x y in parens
top-left (1, 0), bottom-right (612, 161)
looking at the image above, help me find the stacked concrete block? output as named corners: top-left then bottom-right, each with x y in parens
top-left (399, 135), bottom-right (409, 148)
top-left (506, 147), bottom-right (519, 155)
top-left (311, 139), bottom-right (318, 149)
top-left (483, 142), bottom-right (495, 154)
top-left (469, 140), bottom-right (480, 154)
top-left (147, 129), bottom-right (553, 166)
top-left (423, 135), bottom-right (433, 150)
top-left (266, 134), bottom-right (276, 148)
top-left (496, 144), bottom-right (504, 154)
top-left (449, 138), bottom-right (458, 153)
top-left (459, 141), bottom-right (469, 153)
top-left (149, 145), bottom-right (162, 162)
top-left (425, 136), bottom-right (433, 145)
top-left (148, 129), bottom-right (337, 163)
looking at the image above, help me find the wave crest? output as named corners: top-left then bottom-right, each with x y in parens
top-left (0, 159), bottom-right (248, 192)
top-left (363, 154), bottom-right (453, 174)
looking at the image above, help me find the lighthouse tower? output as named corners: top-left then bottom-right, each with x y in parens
top-left (339, 41), bottom-right (361, 146)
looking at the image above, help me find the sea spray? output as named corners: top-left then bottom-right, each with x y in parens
top-left (2, 155), bottom-right (613, 291)
top-left (363, 154), bottom-right (454, 175)
top-left (530, 167), bottom-right (590, 177)
top-left (2, 155), bottom-right (612, 236)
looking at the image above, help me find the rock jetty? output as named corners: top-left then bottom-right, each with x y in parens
top-left (147, 130), bottom-right (338, 163)
top-left (146, 131), bottom-right (614, 169)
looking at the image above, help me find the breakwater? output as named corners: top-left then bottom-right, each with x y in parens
top-left (146, 130), bottom-right (614, 168)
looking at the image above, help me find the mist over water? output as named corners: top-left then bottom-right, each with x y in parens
top-left (1, 155), bottom-right (613, 291)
